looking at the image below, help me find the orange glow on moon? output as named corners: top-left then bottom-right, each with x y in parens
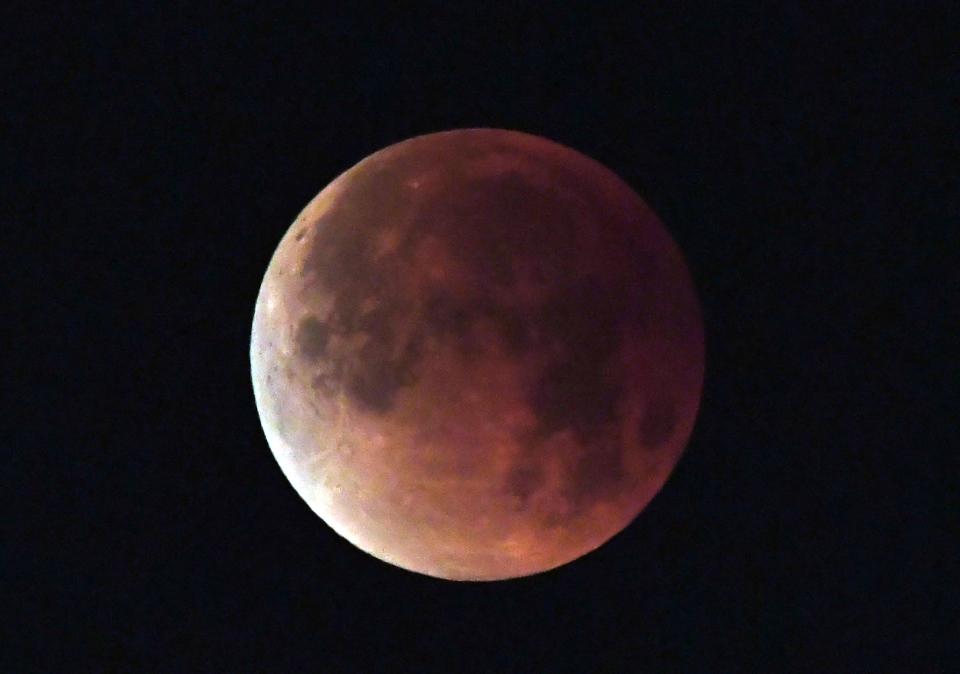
top-left (251, 129), bottom-right (704, 580)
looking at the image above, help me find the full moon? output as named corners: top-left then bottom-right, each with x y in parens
top-left (251, 129), bottom-right (704, 580)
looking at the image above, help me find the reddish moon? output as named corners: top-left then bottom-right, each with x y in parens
top-left (251, 129), bottom-right (704, 580)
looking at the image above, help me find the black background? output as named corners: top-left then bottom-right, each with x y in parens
top-left (9, 3), bottom-right (958, 672)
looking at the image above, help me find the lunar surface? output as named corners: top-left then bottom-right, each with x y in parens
top-left (251, 129), bottom-right (704, 580)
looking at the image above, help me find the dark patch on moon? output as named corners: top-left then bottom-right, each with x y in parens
top-left (528, 281), bottom-right (627, 443)
top-left (504, 463), bottom-right (546, 507)
top-left (638, 396), bottom-right (677, 447)
top-left (346, 334), bottom-right (422, 414)
top-left (562, 436), bottom-right (629, 510)
top-left (422, 294), bottom-right (539, 360)
top-left (354, 306), bottom-right (395, 345)
top-left (423, 295), bottom-right (472, 340)
top-left (345, 360), bottom-right (406, 413)
top-left (494, 307), bottom-right (534, 352)
top-left (295, 316), bottom-right (330, 360)
top-left (407, 170), bottom-right (582, 294)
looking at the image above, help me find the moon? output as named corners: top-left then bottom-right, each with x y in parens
top-left (251, 129), bottom-right (704, 580)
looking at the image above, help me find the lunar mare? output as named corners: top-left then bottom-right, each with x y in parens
top-left (251, 129), bottom-right (704, 580)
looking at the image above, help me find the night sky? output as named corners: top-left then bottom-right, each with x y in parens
top-left (10, 3), bottom-right (957, 672)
